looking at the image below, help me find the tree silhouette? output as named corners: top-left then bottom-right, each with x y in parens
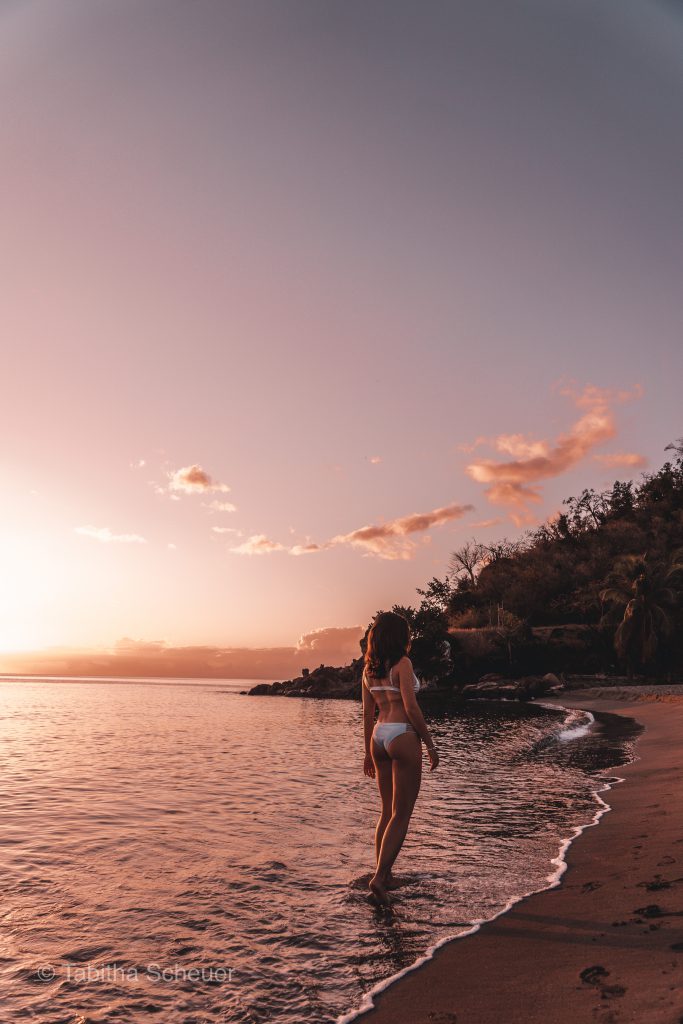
top-left (600, 551), bottom-right (683, 674)
top-left (448, 540), bottom-right (487, 586)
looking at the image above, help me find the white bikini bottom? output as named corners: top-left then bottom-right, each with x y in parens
top-left (372, 720), bottom-right (416, 753)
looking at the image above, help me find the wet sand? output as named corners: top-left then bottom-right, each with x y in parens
top-left (356, 690), bottom-right (683, 1024)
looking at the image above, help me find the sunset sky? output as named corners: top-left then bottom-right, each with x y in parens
top-left (2, 1), bottom-right (682, 675)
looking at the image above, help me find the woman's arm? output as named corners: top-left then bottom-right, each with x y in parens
top-left (361, 670), bottom-right (377, 777)
top-left (398, 657), bottom-right (439, 770)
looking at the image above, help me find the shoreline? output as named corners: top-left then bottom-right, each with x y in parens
top-left (341, 691), bottom-right (683, 1024)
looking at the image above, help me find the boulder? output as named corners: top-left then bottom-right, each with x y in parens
top-left (248, 683), bottom-right (276, 696)
top-left (248, 665), bottom-right (361, 699)
top-left (542, 672), bottom-right (562, 687)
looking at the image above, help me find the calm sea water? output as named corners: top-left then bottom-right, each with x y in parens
top-left (0, 677), bottom-right (639, 1024)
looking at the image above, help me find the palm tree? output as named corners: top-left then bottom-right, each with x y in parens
top-left (600, 551), bottom-right (683, 674)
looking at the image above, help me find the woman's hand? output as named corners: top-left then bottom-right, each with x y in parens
top-left (426, 745), bottom-right (439, 771)
top-left (363, 752), bottom-right (376, 778)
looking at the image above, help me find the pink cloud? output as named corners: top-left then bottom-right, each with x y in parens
top-left (75, 525), bottom-right (147, 544)
top-left (294, 625), bottom-right (364, 659)
top-left (168, 464), bottom-right (231, 495)
top-left (289, 541), bottom-right (325, 556)
top-left (205, 499), bottom-right (238, 512)
top-left (229, 534), bottom-right (286, 556)
top-left (325, 500), bottom-right (474, 560)
top-left (228, 501), bottom-right (473, 560)
top-left (593, 452), bottom-right (647, 469)
top-left (465, 384), bottom-right (642, 525)
top-left (0, 631), bottom-right (366, 680)
top-left (456, 435), bottom-right (491, 454)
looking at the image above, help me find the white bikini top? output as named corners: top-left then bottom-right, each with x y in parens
top-left (364, 663), bottom-right (421, 694)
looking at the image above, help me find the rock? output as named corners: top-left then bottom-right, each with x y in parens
top-left (542, 672), bottom-right (562, 687)
top-left (462, 675), bottom-right (555, 702)
top-left (247, 665), bottom-right (361, 699)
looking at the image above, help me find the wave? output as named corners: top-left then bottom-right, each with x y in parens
top-left (543, 704), bottom-right (595, 743)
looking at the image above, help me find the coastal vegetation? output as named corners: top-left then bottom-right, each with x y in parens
top-left (410, 439), bottom-right (683, 684)
top-left (251, 441), bottom-right (683, 697)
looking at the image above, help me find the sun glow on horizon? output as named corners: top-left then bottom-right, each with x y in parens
top-left (0, 535), bottom-right (77, 653)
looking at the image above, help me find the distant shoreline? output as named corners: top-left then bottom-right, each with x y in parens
top-left (0, 674), bottom-right (272, 684)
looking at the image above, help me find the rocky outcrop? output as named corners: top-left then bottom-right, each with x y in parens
top-left (248, 663), bottom-right (565, 701)
top-left (248, 661), bottom-right (362, 699)
top-left (461, 672), bottom-right (562, 702)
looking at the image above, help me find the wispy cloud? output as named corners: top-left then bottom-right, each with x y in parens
top-left (465, 384), bottom-right (643, 525)
top-left (205, 499), bottom-right (238, 513)
top-left (223, 501), bottom-right (474, 560)
top-left (167, 464), bottom-right (231, 495)
top-left (229, 534), bottom-right (286, 555)
top-left (456, 435), bottom-right (490, 454)
top-left (289, 541), bottom-right (326, 556)
top-left (212, 526), bottom-right (242, 535)
top-left (326, 501), bottom-right (474, 560)
top-left (593, 452), bottom-right (647, 469)
top-left (75, 526), bottom-right (147, 544)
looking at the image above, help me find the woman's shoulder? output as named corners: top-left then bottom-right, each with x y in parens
top-left (397, 654), bottom-right (413, 670)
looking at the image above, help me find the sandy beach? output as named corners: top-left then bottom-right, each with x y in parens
top-left (356, 689), bottom-right (683, 1024)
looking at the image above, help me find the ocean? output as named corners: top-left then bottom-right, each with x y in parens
top-left (0, 677), bottom-right (640, 1023)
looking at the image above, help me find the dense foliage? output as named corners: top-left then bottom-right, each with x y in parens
top-left (363, 442), bottom-right (683, 682)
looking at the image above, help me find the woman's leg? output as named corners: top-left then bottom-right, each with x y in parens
top-left (372, 741), bottom-right (393, 866)
top-left (369, 733), bottom-right (422, 904)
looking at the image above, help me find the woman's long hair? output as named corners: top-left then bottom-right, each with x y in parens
top-left (364, 612), bottom-right (411, 680)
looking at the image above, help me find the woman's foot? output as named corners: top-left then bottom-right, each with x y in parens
top-left (368, 873), bottom-right (391, 907)
top-left (385, 872), bottom-right (404, 891)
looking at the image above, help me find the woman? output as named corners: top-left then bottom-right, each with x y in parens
top-left (362, 611), bottom-right (439, 906)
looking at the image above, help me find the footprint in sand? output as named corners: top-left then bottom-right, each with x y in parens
top-left (580, 965), bottom-right (610, 985)
top-left (633, 904), bottom-right (663, 918)
top-left (427, 1014), bottom-right (458, 1023)
top-left (634, 903), bottom-right (683, 920)
top-left (600, 985), bottom-right (627, 999)
top-left (579, 966), bottom-right (626, 1001)
top-left (639, 875), bottom-right (672, 892)
top-left (582, 881), bottom-right (603, 893)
